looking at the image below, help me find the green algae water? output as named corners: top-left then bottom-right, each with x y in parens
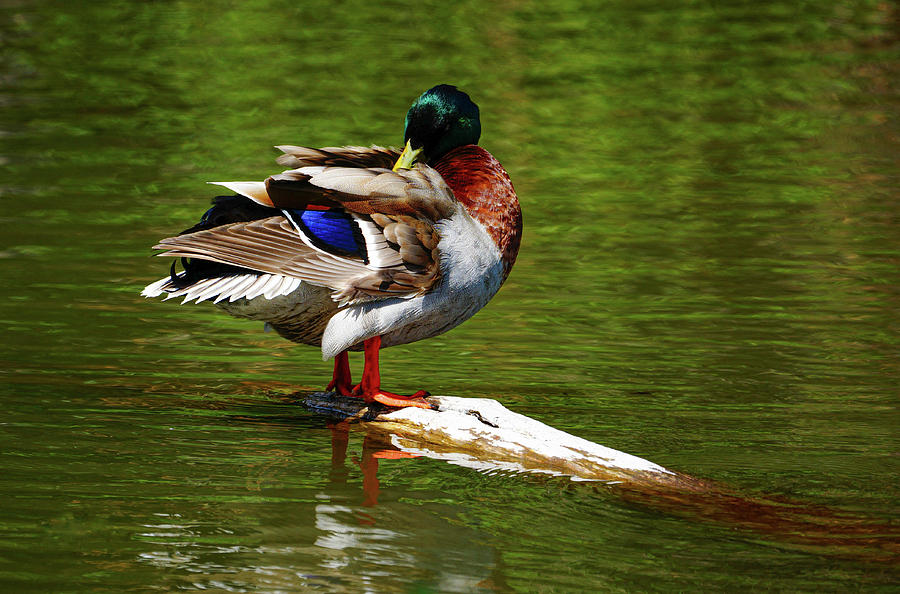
top-left (1, 0), bottom-right (898, 590)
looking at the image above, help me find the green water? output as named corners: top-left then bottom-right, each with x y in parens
top-left (2, 0), bottom-right (898, 591)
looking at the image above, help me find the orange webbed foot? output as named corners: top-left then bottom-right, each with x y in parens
top-left (338, 336), bottom-right (437, 409)
top-left (351, 385), bottom-right (434, 410)
top-left (370, 389), bottom-right (433, 410)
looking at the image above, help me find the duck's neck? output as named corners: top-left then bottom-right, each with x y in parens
top-left (433, 145), bottom-right (522, 280)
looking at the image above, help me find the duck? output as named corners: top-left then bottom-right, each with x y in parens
top-left (142, 84), bottom-right (523, 409)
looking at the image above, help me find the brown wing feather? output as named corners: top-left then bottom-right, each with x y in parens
top-left (266, 164), bottom-right (458, 221)
top-left (153, 216), bottom-right (440, 304)
top-left (333, 213), bottom-right (441, 305)
top-left (274, 145), bottom-right (400, 169)
top-left (153, 148), bottom-right (456, 305)
top-left (153, 217), bottom-right (365, 289)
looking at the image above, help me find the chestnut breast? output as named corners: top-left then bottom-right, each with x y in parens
top-left (433, 145), bottom-right (523, 280)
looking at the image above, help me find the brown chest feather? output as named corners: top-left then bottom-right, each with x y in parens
top-left (434, 146), bottom-right (523, 279)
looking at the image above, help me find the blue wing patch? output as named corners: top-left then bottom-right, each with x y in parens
top-left (287, 209), bottom-right (368, 262)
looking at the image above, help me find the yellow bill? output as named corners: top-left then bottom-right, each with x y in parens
top-left (392, 139), bottom-right (424, 171)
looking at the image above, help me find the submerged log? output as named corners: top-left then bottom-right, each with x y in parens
top-left (302, 392), bottom-right (709, 490)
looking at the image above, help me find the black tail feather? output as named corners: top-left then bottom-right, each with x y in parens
top-left (167, 194), bottom-right (277, 285)
top-left (180, 194), bottom-right (277, 235)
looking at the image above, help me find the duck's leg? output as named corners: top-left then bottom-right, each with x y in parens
top-left (326, 351), bottom-right (353, 396)
top-left (352, 336), bottom-right (433, 409)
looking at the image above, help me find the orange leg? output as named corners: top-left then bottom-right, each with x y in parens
top-left (351, 336), bottom-right (433, 409)
top-left (326, 351), bottom-right (353, 396)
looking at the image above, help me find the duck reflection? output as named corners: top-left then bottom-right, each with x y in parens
top-left (327, 421), bottom-right (423, 507)
top-left (306, 421), bottom-right (505, 591)
top-left (128, 407), bottom-right (506, 592)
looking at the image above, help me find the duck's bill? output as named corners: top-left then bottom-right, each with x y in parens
top-left (392, 139), bottom-right (424, 171)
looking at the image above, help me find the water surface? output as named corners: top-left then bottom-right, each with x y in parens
top-left (1, 0), bottom-right (898, 591)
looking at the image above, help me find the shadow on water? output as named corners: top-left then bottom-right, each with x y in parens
top-left (264, 390), bottom-right (900, 567)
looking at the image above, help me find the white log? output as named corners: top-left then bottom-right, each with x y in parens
top-left (303, 393), bottom-right (706, 490)
top-left (302, 392), bottom-right (900, 564)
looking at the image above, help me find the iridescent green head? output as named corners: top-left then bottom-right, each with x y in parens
top-left (393, 85), bottom-right (481, 170)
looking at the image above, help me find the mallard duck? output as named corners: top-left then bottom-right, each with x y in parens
top-left (142, 85), bottom-right (522, 409)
